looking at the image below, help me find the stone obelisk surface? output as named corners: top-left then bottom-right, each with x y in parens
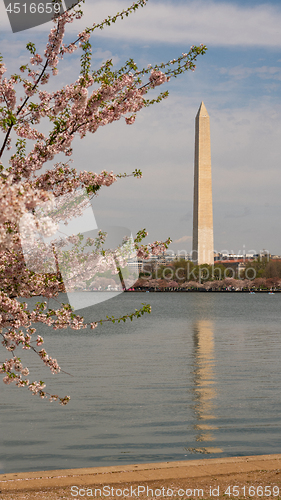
top-left (192, 102), bottom-right (214, 265)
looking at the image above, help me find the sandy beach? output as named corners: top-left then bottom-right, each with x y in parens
top-left (1, 454), bottom-right (281, 499)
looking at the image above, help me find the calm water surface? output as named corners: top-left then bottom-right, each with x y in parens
top-left (1, 292), bottom-right (281, 473)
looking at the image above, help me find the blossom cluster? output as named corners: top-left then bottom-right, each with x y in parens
top-left (32, 164), bottom-right (117, 198)
top-left (0, 70), bottom-right (16, 110)
top-left (149, 69), bottom-right (168, 88)
top-left (0, 176), bottom-right (54, 247)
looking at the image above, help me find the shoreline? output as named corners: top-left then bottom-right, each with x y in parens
top-left (1, 454), bottom-right (281, 499)
top-left (124, 289), bottom-right (280, 292)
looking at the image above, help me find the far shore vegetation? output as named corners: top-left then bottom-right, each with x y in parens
top-left (15, 258), bottom-right (281, 295)
top-left (132, 256), bottom-right (281, 291)
top-left (42, 257), bottom-right (281, 292)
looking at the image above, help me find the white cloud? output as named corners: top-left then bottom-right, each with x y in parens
top-left (174, 235), bottom-right (192, 243)
top-left (1, 1), bottom-right (281, 47)
top-left (92, 49), bottom-right (120, 66)
top-left (220, 65), bottom-right (281, 81)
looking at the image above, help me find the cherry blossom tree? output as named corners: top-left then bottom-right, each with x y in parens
top-left (0, 0), bottom-right (207, 404)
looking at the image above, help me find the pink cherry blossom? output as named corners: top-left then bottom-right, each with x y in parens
top-left (0, 0), bottom-right (206, 403)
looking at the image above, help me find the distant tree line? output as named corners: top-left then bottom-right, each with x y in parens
top-left (243, 257), bottom-right (281, 279)
top-left (140, 257), bottom-right (281, 283)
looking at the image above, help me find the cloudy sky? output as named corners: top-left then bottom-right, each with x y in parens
top-left (1, 0), bottom-right (281, 256)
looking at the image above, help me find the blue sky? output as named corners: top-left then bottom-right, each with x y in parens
top-left (0, 0), bottom-right (281, 256)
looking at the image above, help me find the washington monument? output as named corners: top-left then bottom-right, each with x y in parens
top-left (192, 102), bottom-right (214, 265)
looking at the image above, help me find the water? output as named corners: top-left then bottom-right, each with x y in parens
top-left (1, 292), bottom-right (281, 473)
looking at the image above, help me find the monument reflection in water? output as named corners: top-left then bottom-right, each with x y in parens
top-left (190, 320), bottom-right (223, 454)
